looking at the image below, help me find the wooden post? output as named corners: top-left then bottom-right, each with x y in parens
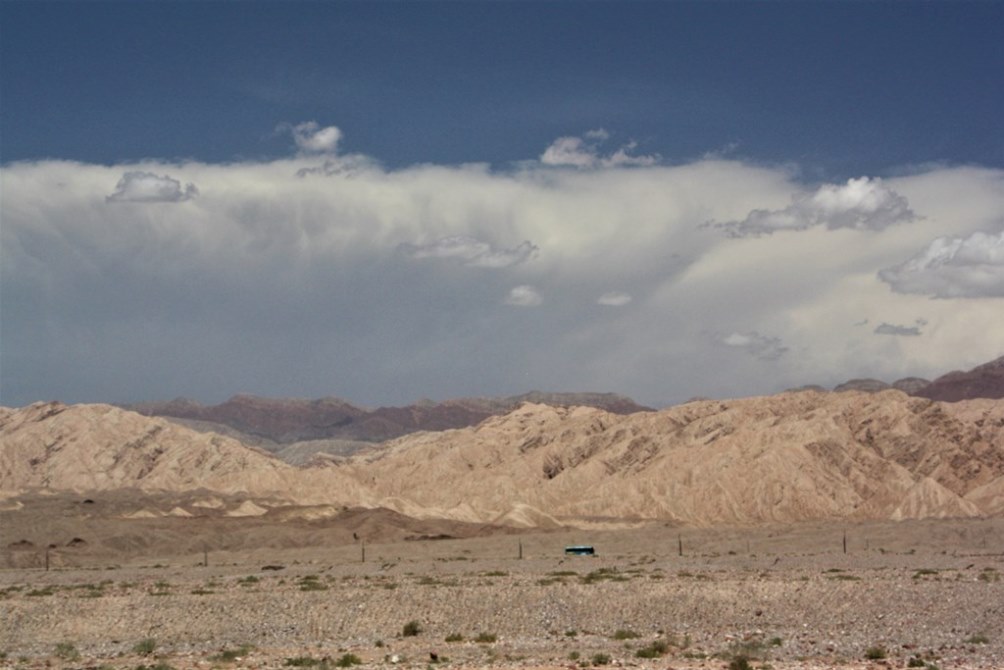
top-left (361, 542), bottom-right (366, 563)
top-left (45, 546), bottom-right (50, 572)
top-left (843, 531), bottom-right (847, 554)
top-left (518, 541), bottom-right (523, 560)
top-left (203, 545), bottom-right (208, 567)
top-left (678, 535), bottom-right (683, 557)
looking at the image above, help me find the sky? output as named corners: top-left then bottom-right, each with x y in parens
top-left (2, 2), bottom-right (1004, 409)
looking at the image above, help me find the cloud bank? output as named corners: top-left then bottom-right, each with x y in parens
top-left (879, 230), bottom-right (1004, 298)
top-left (3, 125), bottom-right (1004, 408)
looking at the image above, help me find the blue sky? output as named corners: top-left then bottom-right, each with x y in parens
top-left (2, 2), bottom-right (1004, 408)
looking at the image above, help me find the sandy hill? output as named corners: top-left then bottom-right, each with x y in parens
top-left (3, 392), bottom-right (1004, 528)
top-left (0, 402), bottom-right (367, 506)
top-left (344, 391), bottom-right (1004, 526)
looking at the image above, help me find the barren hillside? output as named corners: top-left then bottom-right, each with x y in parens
top-left (3, 391), bottom-right (1004, 528)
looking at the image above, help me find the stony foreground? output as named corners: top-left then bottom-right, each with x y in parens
top-left (2, 521), bottom-right (1003, 670)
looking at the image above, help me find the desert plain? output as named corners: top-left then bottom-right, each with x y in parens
top-left (2, 492), bottom-right (1003, 670)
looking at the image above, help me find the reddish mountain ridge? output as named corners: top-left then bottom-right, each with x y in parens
top-left (123, 392), bottom-right (653, 444)
top-left (913, 355), bottom-right (1004, 402)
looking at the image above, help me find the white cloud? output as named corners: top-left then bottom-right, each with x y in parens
top-left (285, 121), bottom-right (342, 154)
top-left (3, 135), bottom-right (1004, 410)
top-left (106, 171), bottom-right (198, 203)
top-left (539, 131), bottom-right (658, 168)
top-left (879, 230), bottom-right (1004, 298)
top-left (597, 291), bottom-right (632, 306)
top-left (402, 236), bottom-right (538, 268)
top-left (721, 177), bottom-right (916, 236)
top-left (505, 285), bottom-right (543, 307)
top-left (715, 331), bottom-right (789, 361)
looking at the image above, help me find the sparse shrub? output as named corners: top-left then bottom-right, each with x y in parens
top-left (728, 656), bottom-right (752, 670)
top-left (403, 620), bottom-right (422, 637)
top-left (611, 629), bottom-right (640, 640)
top-left (133, 638), bottom-right (157, 656)
top-left (335, 653), bottom-right (362, 667)
top-left (444, 633), bottom-right (464, 643)
top-left (568, 651), bottom-right (580, 661)
top-left (284, 657), bottom-right (322, 667)
top-left (964, 634), bottom-right (989, 644)
top-left (864, 646), bottom-right (887, 660)
top-left (238, 575), bottom-right (260, 586)
top-left (374, 640), bottom-right (385, 648)
top-left (54, 642), bottom-right (80, 661)
top-left (565, 630), bottom-right (578, 637)
top-left (591, 653), bottom-right (610, 666)
top-left (135, 663), bottom-right (175, 670)
top-left (474, 632), bottom-right (497, 643)
top-left (211, 644), bottom-right (254, 662)
top-left (908, 658), bottom-right (927, 668)
top-left (635, 640), bottom-right (669, 658)
top-left (483, 570), bottom-right (507, 577)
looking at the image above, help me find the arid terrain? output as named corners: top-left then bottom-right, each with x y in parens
top-left (3, 356), bottom-right (1004, 670)
top-left (2, 506), bottom-right (1004, 670)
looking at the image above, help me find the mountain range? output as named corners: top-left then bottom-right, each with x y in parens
top-left (2, 357), bottom-right (1003, 528)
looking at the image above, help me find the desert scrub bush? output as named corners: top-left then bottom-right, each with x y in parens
top-left (335, 653), bottom-right (362, 667)
top-left (298, 575), bottom-right (328, 591)
top-left (54, 642), bottom-right (80, 661)
top-left (611, 629), bottom-right (640, 640)
top-left (635, 640), bottom-right (669, 658)
top-left (284, 657), bottom-right (323, 667)
top-left (727, 657), bottom-right (752, 670)
top-left (964, 634), bottom-right (989, 644)
top-left (402, 620), bottom-right (422, 637)
top-left (482, 570), bottom-right (507, 577)
top-left (568, 651), bottom-right (580, 661)
top-left (908, 658), bottom-right (927, 668)
top-left (864, 646), bottom-right (887, 660)
top-left (444, 633), bottom-right (464, 643)
top-left (474, 632), bottom-right (497, 643)
top-left (591, 653), bottom-right (611, 666)
top-left (26, 586), bottom-right (56, 597)
top-left (564, 630), bottom-right (578, 637)
top-left (237, 575), bottom-right (260, 586)
top-left (133, 638), bottom-right (157, 656)
top-left (211, 644), bottom-right (254, 662)
top-left (135, 664), bottom-right (175, 670)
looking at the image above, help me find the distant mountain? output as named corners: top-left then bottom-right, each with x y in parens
top-left (913, 356), bottom-right (1004, 402)
top-left (122, 391), bottom-right (653, 445)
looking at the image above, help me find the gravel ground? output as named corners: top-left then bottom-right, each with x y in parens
top-left (2, 527), bottom-right (1003, 670)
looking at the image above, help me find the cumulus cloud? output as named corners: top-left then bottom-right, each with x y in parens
top-left (106, 171), bottom-right (198, 203)
top-left (540, 130), bottom-right (658, 168)
top-left (720, 177), bottom-right (916, 237)
top-left (402, 236), bottom-right (538, 268)
top-left (597, 291), bottom-right (632, 306)
top-left (505, 285), bottom-right (543, 307)
top-left (878, 230), bottom-right (1004, 298)
top-left (715, 331), bottom-right (789, 361)
top-left (282, 121), bottom-right (342, 154)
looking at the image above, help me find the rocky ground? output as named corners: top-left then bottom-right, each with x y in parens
top-left (2, 520), bottom-right (1003, 670)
